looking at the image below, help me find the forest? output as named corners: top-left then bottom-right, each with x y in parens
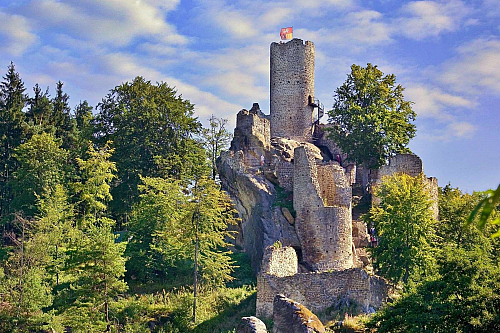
top-left (0, 61), bottom-right (499, 333)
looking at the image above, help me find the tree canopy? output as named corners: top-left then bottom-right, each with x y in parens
top-left (93, 77), bottom-right (208, 221)
top-left (327, 63), bottom-right (416, 169)
top-left (364, 173), bottom-right (436, 284)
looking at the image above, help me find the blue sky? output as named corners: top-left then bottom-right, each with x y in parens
top-left (0, 0), bottom-right (498, 192)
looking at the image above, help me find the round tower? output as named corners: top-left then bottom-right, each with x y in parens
top-left (270, 38), bottom-right (315, 141)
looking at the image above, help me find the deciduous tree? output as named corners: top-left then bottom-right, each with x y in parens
top-left (327, 63), bottom-right (416, 169)
top-left (364, 173), bottom-right (436, 284)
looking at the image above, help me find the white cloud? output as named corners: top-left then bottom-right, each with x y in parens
top-left (404, 83), bottom-right (477, 141)
top-left (0, 10), bottom-right (37, 56)
top-left (440, 37), bottom-right (500, 94)
top-left (26, 0), bottom-right (186, 46)
top-left (422, 120), bottom-right (477, 141)
top-left (397, 0), bottom-right (470, 40)
top-left (297, 10), bottom-right (392, 49)
top-left (97, 52), bottom-right (243, 126)
top-left (405, 84), bottom-right (475, 120)
top-left (195, 44), bottom-right (269, 100)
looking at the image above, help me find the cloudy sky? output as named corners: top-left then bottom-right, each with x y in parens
top-left (0, 0), bottom-right (498, 192)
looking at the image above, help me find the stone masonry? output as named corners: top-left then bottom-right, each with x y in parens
top-left (218, 38), bottom-right (436, 321)
top-left (293, 146), bottom-right (353, 271)
top-left (257, 246), bottom-right (391, 319)
top-left (270, 39), bottom-right (315, 141)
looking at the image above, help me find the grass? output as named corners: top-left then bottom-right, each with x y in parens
top-left (272, 186), bottom-right (296, 217)
top-left (110, 251), bottom-right (257, 332)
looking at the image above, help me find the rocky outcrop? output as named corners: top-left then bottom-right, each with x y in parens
top-left (237, 316), bottom-right (268, 333)
top-left (272, 295), bottom-right (325, 333)
top-left (218, 150), bottom-right (300, 272)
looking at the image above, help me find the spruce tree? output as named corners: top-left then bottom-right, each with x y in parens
top-left (0, 62), bottom-right (28, 222)
top-left (52, 81), bottom-right (76, 149)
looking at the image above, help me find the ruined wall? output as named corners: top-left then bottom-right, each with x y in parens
top-left (372, 154), bottom-right (439, 220)
top-left (375, 154), bottom-right (423, 180)
top-left (270, 39), bottom-right (315, 141)
top-left (293, 146), bottom-right (353, 271)
top-left (231, 104), bottom-right (271, 168)
top-left (425, 177), bottom-right (439, 221)
top-left (260, 245), bottom-right (298, 277)
top-left (256, 268), bottom-right (391, 319)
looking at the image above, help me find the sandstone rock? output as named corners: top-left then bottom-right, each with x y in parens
top-left (282, 207), bottom-right (294, 225)
top-left (237, 316), bottom-right (268, 333)
top-left (273, 295), bottom-right (325, 333)
top-left (218, 151), bottom-right (300, 272)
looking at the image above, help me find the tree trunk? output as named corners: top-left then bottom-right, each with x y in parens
top-left (192, 210), bottom-right (199, 323)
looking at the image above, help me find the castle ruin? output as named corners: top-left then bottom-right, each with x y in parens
top-left (218, 38), bottom-right (438, 319)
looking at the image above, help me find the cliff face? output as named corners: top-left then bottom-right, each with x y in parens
top-left (218, 105), bottom-right (354, 272)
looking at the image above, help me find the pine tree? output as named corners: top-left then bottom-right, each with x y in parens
top-left (35, 184), bottom-right (74, 286)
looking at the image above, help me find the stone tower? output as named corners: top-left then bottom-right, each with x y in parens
top-left (270, 38), bottom-right (315, 141)
top-left (293, 146), bottom-right (354, 271)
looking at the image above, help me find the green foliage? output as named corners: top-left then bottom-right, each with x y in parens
top-left (327, 63), bottom-right (416, 169)
top-left (0, 62), bottom-right (28, 219)
top-left (11, 132), bottom-right (69, 216)
top-left (74, 141), bottom-right (117, 219)
top-left (26, 84), bottom-right (53, 129)
top-left (368, 246), bottom-right (500, 332)
top-left (272, 240), bottom-right (283, 249)
top-left (126, 175), bottom-right (187, 282)
top-left (273, 186), bottom-right (295, 216)
top-left (127, 176), bottom-right (237, 287)
top-left (468, 184), bottom-right (500, 238)
top-left (438, 185), bottom-right (491, 250)
top-left (64, 216), bottom-right (128, 330)
top-left (35, 184), bottom-right (75, 286)
top-left (93, 77), bottom-right (208, 219)
top-left (52, 81), bottom-right (77, 150)
top-left (202, 115), bottom-right (232, 180)
top-left (364, 173), bottom-right (436, 284)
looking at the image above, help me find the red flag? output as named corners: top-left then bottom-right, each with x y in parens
top-left (280, 27), bottom-right (293, 40)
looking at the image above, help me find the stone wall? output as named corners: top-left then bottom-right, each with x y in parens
top-left (231, 104), bottom-right (271, 168)
top-left (425, 177), bottom-right (439, 221)
top-left (293, 146), bottom-right (353, 271)
top-left (372, 154), bottom-right (439, 220)
top-left (260, 245), bottom-right (298, 277)
top-left (270, 39), bottom-right (315, 141)
top-left (256, 268), bottom-right (391, 319)
top-left (375, 154), bottom-right (423, 180)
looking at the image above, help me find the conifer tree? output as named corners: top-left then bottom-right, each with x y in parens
top-left (35, 184), bottom-right (74, 286)
top-left (65, 142), bottom-right (126, 331)
top-left (52, 81), bottom-right (77, 149)
top-left (26, 84), bottom-right (52, 130)
top-left (11, 132), bottom-right (69, 217)
top-left (0, 62), bottom-right (28, 222)
top-left (74, 141), bottom-right (116, 219)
